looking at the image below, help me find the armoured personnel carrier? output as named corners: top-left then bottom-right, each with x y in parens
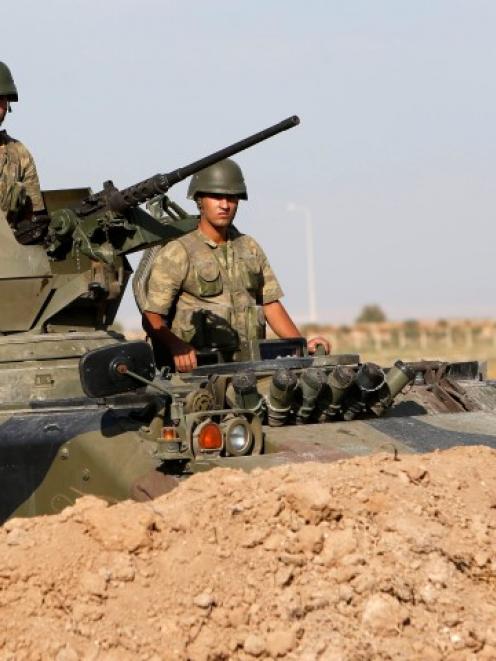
top-left (1, 116), bottom-right (496, 523)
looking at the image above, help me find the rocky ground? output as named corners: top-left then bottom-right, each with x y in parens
top-left (1, 446), bottom-right (496, 660)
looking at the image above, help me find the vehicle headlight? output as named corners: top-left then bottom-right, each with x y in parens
top-left (224, 418), bottom-right (253, 456)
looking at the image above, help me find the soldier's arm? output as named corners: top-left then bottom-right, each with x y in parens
top-left (256, 243), bottom-right (330, 353)
top-left (253, 240), bottom-right (301, 337)
top-left (142, 241), bottom-right (197, 372)
top-left (263, 301), bottom-right (331, 354)
top-left (263, 301), bottom-right (301, 337)
top-left (142, 311), bottom-right (197, 372)
top-left (19, 144), bottom-right (44, 213)
top-left (255, 243), bottom-right (303, 338)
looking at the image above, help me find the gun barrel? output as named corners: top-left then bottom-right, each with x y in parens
top-left (164, 115), bottom-right (300, 188)
top-left (79, 115), bottom-right (300, 215)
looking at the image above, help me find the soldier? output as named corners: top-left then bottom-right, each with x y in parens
top-left (142, 158), bottom-right (330, 372)
top-left (0, 61), bottom-right (44, 222)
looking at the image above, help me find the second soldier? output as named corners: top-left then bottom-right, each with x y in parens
top-left (141, 158), bottom-right (329, 372)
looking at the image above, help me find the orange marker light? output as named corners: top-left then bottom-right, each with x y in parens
top-left (198, 422), bottom-right (223, 450)
top-left (161, 427), bottom-right (178, 441)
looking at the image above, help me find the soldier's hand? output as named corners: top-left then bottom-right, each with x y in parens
top-left (171, 340), bottom-right (197, 372)
top-left (307, 336), bottom-right (331, 355)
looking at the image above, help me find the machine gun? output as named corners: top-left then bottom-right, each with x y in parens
top-left (0, 116), bottom-right (299, 334)
top-left (76, 115), bottom-right (300, 217)
top-left (39, 115), bottom-right (299, 262)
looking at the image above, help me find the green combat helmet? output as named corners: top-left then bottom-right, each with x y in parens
top-left (187, 158), bottom-right (248, 200)
top-left (0, 62), bottom-right (18, 102)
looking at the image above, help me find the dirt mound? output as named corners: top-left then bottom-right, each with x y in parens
top-left (1, 446), bottom-right (496, 660)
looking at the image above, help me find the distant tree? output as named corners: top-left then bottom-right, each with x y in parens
top-left (355, 304), bottom-right (387, 324)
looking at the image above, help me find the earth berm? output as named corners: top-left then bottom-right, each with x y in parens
top-left (1, 446), bottom-right (496, 660)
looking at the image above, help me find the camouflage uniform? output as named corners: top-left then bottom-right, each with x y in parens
top-left (0, 130), bottom-right (44, 214)
top-left (144, 226), bottom-right (284, 350)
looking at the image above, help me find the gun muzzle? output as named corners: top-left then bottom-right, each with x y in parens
top-left (227, 370), bottom-right (265, 418)
top-left (295, 368), bottom-right (327, 424)
top-left (267, 368), bottom-right (298, 427)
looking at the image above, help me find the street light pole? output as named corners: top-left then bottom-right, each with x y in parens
top-left (304, 207), bottom-right (318, 324)
top-left (287, 203), bottom-right (318, 324)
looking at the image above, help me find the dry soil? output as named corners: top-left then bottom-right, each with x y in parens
top-left (1, 446), bottom-right (496, 660)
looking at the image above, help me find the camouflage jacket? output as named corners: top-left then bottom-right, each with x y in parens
top-left (144, 227), bottom-right (284, 349)
top-left (0, 130), bottom-right (44, 213)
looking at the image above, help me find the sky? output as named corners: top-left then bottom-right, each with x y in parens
top-left (4, 0), bottom-right (496, 327)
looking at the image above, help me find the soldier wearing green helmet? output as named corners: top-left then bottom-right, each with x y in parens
top-left (0, 61), bottom-right (44, 224)
top-left (142, 158), bottom-right (330, 372)
top-left (187, 158), bottom-right (248, 200)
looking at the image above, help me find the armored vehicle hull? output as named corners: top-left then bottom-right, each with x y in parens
top-left (2, 338), bottom-right (496, 522)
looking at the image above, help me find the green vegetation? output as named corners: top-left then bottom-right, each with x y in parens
top-left (356, 305), bottom-right (387, 323)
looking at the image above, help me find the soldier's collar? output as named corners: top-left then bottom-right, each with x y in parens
top-left (196, 225), bottom-right (241, 248)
